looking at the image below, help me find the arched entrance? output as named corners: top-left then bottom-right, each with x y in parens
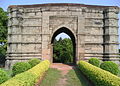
top-left (51, 27), bottom-right (76, 64)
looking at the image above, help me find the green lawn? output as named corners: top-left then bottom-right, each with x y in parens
top-left (66, 67), bottom-right (94, 86)
top-left (40, 68), bottom-right (61, 86)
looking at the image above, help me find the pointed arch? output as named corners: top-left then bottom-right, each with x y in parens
top-left (51, 27), bottom-right (76, 63)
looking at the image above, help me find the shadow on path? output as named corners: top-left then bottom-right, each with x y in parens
top-left (50, 63), bottom-right (94, 86)
top-left (73, 66), bottom-right (94, 86)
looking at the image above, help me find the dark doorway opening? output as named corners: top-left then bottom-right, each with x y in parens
top-left (51, 27), bottom-right (76, 64)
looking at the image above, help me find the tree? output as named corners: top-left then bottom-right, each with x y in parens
top-left (53, 38), bottom-right (73, 63)
top-left (0, 7), bottom-right (8, 65)
top-left (0, 7), bottom-right (8, 44)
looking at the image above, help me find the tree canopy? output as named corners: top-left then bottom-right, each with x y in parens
top-left (0, 7), bottom-right (8, 44)
top-left (53, 38), bottom-right (73, 63)
top-left (0, 7), bottom-right (8, 65)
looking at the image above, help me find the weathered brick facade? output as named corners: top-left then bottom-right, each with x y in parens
top-left (6, 3), bottom-right (120, 69)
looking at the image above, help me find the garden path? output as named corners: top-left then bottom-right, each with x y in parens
top-left (50, 63), bottom-right (74, 86)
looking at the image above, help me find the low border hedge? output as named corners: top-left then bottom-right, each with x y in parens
top-left (0, 60), bottom-right (50, 86)
top-left (78, 61), bottom-right (120, 86)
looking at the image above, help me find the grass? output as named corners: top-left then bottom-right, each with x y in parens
top-left (66, 67), bottom-right (94, 86)
top-left (40, 68), bottom-right (61, 86)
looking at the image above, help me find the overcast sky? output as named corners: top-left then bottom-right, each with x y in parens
top-left (0, 0), bottom-right (120, 47)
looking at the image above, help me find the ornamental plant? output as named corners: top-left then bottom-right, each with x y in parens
top-left (88, 57), bottom-right (100, 67)
top-left (0, 60), bottom-right (50, 86)
top-left (78, 61), bottom-right (120, 86)
top-left (12, 62), bottom-right (31, 76)
top-left (28, 58), bottom-right (41, 67)
top-left (100, 61), bottom-right (119, 75)
top-left (0, 68), bottom-right (8, 84)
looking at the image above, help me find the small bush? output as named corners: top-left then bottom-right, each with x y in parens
top-left (78, 61), bottom-right (120, 86)
top-left (0, 60), bottom-right (50, 86)
top-left (100, 61), bottom-right (119, 75)
top-left (88, 58), bottom-right (100, 67)
top-left (0, 69), bottom-right (8, 84)
top-left (28, 58), bottom-right (41, 67)
top-left (12, 62), bottom-right (31, 76)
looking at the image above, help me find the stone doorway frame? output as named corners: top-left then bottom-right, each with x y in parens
top-left (51, 27), bottom-right (77, 64)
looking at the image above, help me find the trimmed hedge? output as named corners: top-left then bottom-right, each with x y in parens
top-left (12, 62), bottom-right (31, 76)
top-left (0, 69), bottom-right (8, 84)
top-left (100, 61), bottom-right (119, 75)
top-left (28, 58), bottom-right (41, 67)
top-left (78, 61), bottom-right (120, 86)
top-left (0, 60), bottom-right (50, 86)
top-left (88, 58), bottom-right (100, 67)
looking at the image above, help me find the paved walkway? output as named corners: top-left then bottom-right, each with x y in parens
top-left (50, 63), bottom-right (75, 86)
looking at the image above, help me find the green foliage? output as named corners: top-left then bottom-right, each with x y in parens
top-left (0, 45), bottom-right (6, 64)
top-left (88, 58), bottom-right (100, 67)
top-left (53, 38), bottom-right (73, 63)
top-left (100, 61), bottom-right (119, 75)
top-left (0, 8), bottom-right (8, 44)
top-left (0, 60), bottom-right (50, 86)
top-left (13, 72), bottom-right (37, 86)
top-left (0, 72), bottom-right (37, 86)
top-left (3, 69), bottom-right (12, 78)
top-left (78, 61), bottom-right (120, 86)
top-left (28, 58), bottom-right (41, 67)
top-left (0, 68), bottom-right (8, 84)
top-left (0, 7), bottom-right (8, 65)
top-left (12, 62), bottom-right (31, 76)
